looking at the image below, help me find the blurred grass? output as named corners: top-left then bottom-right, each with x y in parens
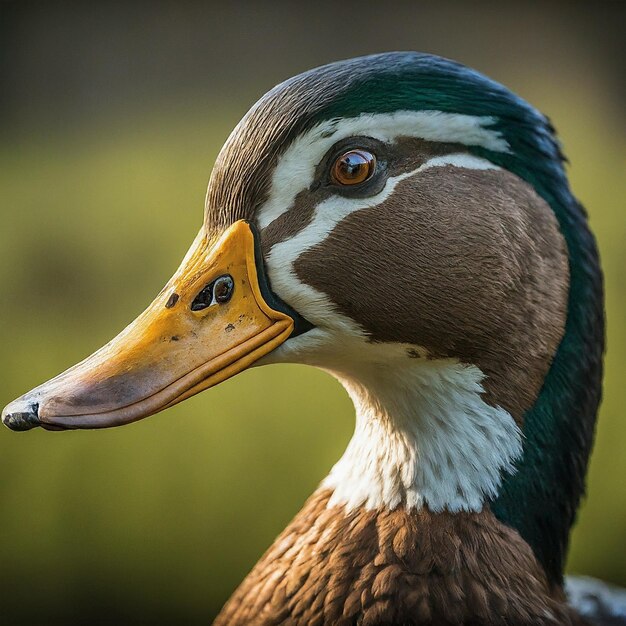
top-left (0, 84), bottom-right (624, 623)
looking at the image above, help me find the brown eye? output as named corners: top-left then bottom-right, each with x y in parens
top-left (331, 149), bottom-right (376, 186)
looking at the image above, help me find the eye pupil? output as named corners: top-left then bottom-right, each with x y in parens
top-left (332, 149), bottom-right (376, 185)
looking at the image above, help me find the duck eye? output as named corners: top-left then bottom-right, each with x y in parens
top-left (331, 149), bottom-right (376, 186)
top-left (191, 274), bottom-right (234, 311)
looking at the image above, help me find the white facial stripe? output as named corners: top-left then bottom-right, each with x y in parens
top-left (258, 110), bottom-right (509, 229)
top-left (265, 152), bottom-right (498, 333)
top-left (421, 152), bottom-right (502, 171)
top-left (265, 165), bottom-right (414, 335)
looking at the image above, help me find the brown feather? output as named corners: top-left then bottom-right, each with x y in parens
top-left (215, 489), bottom-right (587, 625)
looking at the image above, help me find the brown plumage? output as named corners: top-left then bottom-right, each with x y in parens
top-left (216, 490), bottom-right (586, 625)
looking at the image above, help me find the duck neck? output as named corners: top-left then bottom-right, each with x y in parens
top-left (322, 359), bottom-right (523, 514)
top-left (216, 360), bottom-right (578, 625)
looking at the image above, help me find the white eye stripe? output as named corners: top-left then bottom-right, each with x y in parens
top-left (273, 152), bottom-right (498, 260)
top-left (257, 110), bottom-right (509, 230)
top-left (420, 153), bottom-right (501, 172)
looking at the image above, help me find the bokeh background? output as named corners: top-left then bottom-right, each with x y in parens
top-left (0, 2), bottom-right (624, 624)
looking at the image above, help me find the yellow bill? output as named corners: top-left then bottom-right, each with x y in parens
top-left (2, 220), bottom-right (308, 431)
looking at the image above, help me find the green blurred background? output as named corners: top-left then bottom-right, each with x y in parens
top-left (0, 2), bottom-right (624, 624)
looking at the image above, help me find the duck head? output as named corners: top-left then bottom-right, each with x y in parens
top-left (2, 52), bottom-right (603, 587)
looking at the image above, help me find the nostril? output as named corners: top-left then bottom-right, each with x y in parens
top-left (213, 275), bottom-right (234, 304)
top-left (191, 274), bottom-right (234, 311)
top-left (2, 401), bottom-right (40, 431)
top-left (165, 292), bottom-right (179, 309)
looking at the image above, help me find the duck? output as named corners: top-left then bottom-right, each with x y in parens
top-left (3, 51), bottom-right (624, 625)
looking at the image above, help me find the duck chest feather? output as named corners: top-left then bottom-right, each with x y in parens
top-left (215, 490), bottom-right (585, 626)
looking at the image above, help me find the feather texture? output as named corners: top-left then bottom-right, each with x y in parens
top-left (216, 490), bottom-right (587, 625)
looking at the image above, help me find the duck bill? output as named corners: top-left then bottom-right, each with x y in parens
top-left (2, 220), bottom-right (306, 431)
